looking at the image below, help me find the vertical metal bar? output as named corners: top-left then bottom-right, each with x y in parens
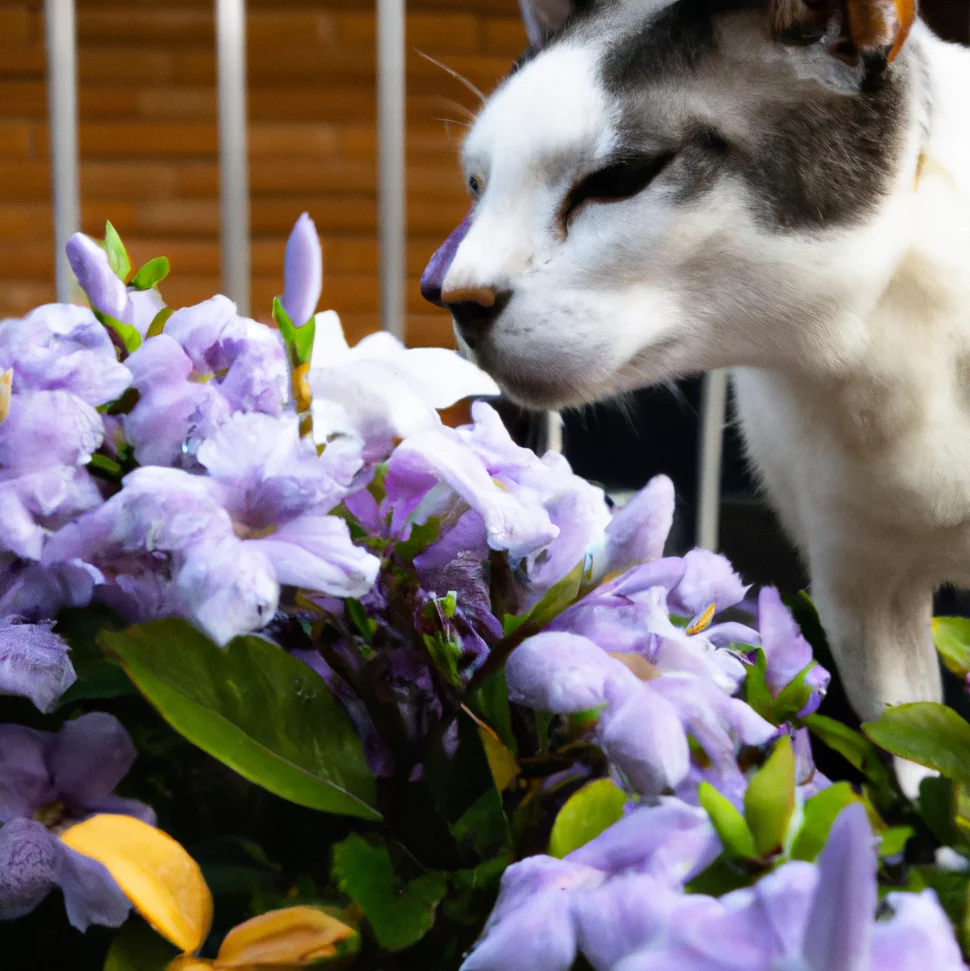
top-left (696, 369), bottom-right (729, 551)
top-left (377, 0), bottom-right (407, 340)
top-left (216, 0), bottom-right (250, 316)
top-left (44, 0), bottom-right (80, 303)
top-left (545, 410), bottom-right (563, 454)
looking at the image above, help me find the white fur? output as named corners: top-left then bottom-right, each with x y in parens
top-left (446, 6), bottom-right (970, 725)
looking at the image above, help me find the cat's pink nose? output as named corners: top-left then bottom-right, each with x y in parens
top-left (440, 286), bottom-right (496, 308)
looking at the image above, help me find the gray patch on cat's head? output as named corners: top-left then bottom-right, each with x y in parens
top-left (533, 0), bottom-right (911, 230)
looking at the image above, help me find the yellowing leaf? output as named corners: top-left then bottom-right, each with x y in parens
top-left (478, 726), bottom-right (518, 792)
top-left (60, 814), bottom-right (213, 953)
top-left (214, 906), bottom-right (357, 967)
top-left (166, 958), bottom-right (214, 970)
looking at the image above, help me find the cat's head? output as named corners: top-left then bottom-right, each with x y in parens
top-left (422, 0), bottom-right (921, 408)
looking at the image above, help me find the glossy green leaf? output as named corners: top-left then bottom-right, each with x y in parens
top-left (933, 617), bottom-right (970, 678)
top-left (94, 309), bottom-right (142, 354)
top-left (332, 835), bottom-right (447, 952)
top-left (273, 296), bottom-right (316, 365)
top-left (549, 779), bottom-right (627, 859)
top-left (744, 734), bottom-right (796, 857)
top-left (104, 221), bottom-right (132, 282)
top-left (920, 776), bottom-right (962, 847)
top-left (130, 256), bottom-right (170, 291)
top-left (698, 782), bottom-right (758, 860)
top-left (789, 782), bottom-right (862, 861)
top-left (863, 703), bottom-right (970, 781)
top-left (146, 306), bottom-right (173, 339)
top-left (101, 618), bottom-right (380, 820)
top-left (743, 649), bottom-right (775, 721)
top-left (879, 825), bottom-right (914, 858)
top-left (293, 313), bottom-right (316, 364)
top-left (805, 714), bottom-right (895, 793)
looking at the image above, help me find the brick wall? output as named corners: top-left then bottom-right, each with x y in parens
top-left (0, 0), bottom-right (525, 345)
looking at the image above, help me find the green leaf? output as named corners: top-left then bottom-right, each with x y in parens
top-left (332, 835), bottom-right (447, 952)
top-left (293, 312), bottom-right (316, 364)
top-left (933, 617), bottom-right (970, 678)
top-left (94, 309), bottom-right (142, 353)
top-left (102, 618), bottom-right (380, 820)
top-left (549, 779), bottom-right (627, 859)
top-left (805, 714), bottom-right (895, 793)
top-left (467, 669), bottom-right (515, 752)
top-left (130, 256), bottom-right (170, 291)
top-left (55, 606), bottom-right (135, 705)
top-left (744, 649), bottom-right (775, 721)
top-left (744, 734), bottom-right (796, 858)
top-left (790, 782), bottom-right (862, 861)
top-left (395, 517), bottom-right (440, 561)
top-left (104, 221), bottom-right (132, 282)
top-left (879, 825), bottom-right (914, 858)
top-left (146, 306), bottom-right (173, 339)
top-left (698, 782), bottom-right (758, 860)
top-left (863, 703), bottom-right (970, 782)
top-left (920, 776), bottom-right (962, 847)
top-left (346, 598), bottom-right (377, 644)
top-left (103, 918), bottom-right (173, 971)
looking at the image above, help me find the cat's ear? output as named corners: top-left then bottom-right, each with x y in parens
top-left (770, 0), bottom-right (916, 84)
top-left (518, 0), bottom-right (577, 49)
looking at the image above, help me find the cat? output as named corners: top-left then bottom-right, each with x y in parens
top-left (420, 0), bottom-right (970, 776)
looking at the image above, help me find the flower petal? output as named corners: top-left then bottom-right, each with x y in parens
top-left (49, 713), bottom-right (137, 811)
top-left (60, 814), bottom-right (212, 952)
top-left (0, 723), bottom-right (54, 822)
top-left (602, 475), bottom-right (675, 575)
top-left (0, 818), bottom-right (60, 920)
top-left (282, 213), bottom-right (323, 327)
top-left (57, 842), bottom-right (132, 932)
top-left (0, 617), bottom-right (76, 712)
top-left (801, 803), bottom-right (876, 971)
top-left (65, 233), bottom-right (129, 321)
top-left (507, 632), bottom-right (636, 714)
top-left (668, 549), bottom-right (748, 617)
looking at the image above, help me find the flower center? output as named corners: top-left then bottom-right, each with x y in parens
top-left (233, 522), bottom-right (278, 540)
top-left (33, 799), bottom-right (67, 830)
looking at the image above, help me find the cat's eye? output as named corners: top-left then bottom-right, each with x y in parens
top-left (468, 174), bottom-right (484, 198)
top-left (564, 152), bottom-right (675, 219)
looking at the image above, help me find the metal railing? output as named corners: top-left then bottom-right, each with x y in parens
top-left (41, 0), bottom-right (727, 550)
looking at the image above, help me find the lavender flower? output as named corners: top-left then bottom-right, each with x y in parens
top-left (0, 713), bottom-right (153, 930)
top-left (123, 296), bottom-right (289, 467)
top-left (65, 234), bottom-right (129, 322)
top-left (0, 617), bottom-right (76, 712)
top-left (758, 586), bottom-right (830, 717)
top-left (282, 212), bottom-right (323, 326)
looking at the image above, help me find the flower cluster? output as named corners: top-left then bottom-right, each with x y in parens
top-left (0, 217), bottom-right (965, 971)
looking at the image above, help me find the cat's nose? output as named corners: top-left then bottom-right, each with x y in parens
top-left (444, 287), bottom-right (510, 346)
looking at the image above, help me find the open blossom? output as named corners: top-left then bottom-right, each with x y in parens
top-left (308, 310), bottom-right (500, 454)
top-left (123, 295), bottom-right (289, 467)
top-left (0, 617), bottom-right (76, 712)
top-left (43, 414), bottom-right (379, 644)
top-left (0, 713), bottom-right (153, 930)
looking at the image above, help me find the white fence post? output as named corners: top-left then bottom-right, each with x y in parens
top-left (377, 0), bottom-right (407, 341)
top-left (44, 0), bottom-right (80, 303)
top-left (216, 0), bottom-right (251, 316)
top-left (697, 369), bottom-right (728, 551)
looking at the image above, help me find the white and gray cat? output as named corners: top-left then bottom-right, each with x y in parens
top-left (421, 0), bottom-right (970, 783)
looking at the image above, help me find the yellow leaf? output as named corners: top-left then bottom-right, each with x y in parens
top-left (60, 814), bottom-right (213, 953)
top-left (214, 906), bottom-right (357, 967)
top-left (479, 727), bottom-right (518, 792)
top-left (167, 958), bottom-right (215, 970)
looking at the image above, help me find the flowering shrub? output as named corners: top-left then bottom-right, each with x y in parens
top-left (3, 216), bottom-right (970, 969)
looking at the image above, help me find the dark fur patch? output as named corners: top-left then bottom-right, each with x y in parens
top-left (569, 0), bottom-right (908, 229)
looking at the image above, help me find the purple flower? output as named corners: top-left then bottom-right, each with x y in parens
top-left (461, 856), bottom-right (603, 971)
top-left (44, 417), bottom-right (378, 644)
top-left (0, 713), bottom-right (154, 930)
top-left (123, 297), bottom-right (289, 468)
top-left (461, 800), bottom-right (720, 971)
top-left (0, 560), bottom-right (101, 623)
top-left (507, 632), bottom-right (774, 798)
top-left (0, 304), bottom-right (130, 405)
top-left (666, 548), bottom-right (749, 618)
top-left (598, 475), bottom-right (675, 577)
top-left (610, 805), bottom-right (965, 971)
top-left (282, 212), bottom-right (323, 326)
top-left (758, 586), bottom-right (830, 717)
top-left (0, 618), bottom-right (76, 712)
top-left (0, 390), bottom-right (104, 471)
top-left (65, 234), bottom-right (129, 322)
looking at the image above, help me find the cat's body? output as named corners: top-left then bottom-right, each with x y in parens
top-left (420, 0), bottom-right (970, 733)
